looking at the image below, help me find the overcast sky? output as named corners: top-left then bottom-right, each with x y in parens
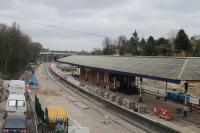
top-left (0, 0), bottom-right (200, 51)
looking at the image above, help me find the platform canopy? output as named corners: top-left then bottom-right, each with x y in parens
top-left (58, 55), bottom-right (200, 84)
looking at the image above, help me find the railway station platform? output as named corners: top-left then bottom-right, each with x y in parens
top-left (79, 80), bottom-right (200, 126)
top-left (50, 63), bottom-right (200, 133)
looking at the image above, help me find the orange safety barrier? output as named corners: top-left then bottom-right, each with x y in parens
top-left (154, 107), bottom-right (172, 121)
top-left (187, 103), bottom-right (200, 112)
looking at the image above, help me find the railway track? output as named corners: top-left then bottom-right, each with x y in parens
top-left (45, 63), bottom-right (181, 133)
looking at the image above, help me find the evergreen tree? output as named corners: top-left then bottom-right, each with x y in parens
top-left (143, 36), bottom-right (157, 56)
top-left (156, 37), bottom-right (171, 55)
top-left (175, 29), bottom-right (191, 51)
top-left (139, 38), bottom-right (146, 55)
top-left (130, 30), bottom-right (139, 55)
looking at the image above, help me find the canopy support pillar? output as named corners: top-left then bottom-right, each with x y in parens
top-left (113, 76), bottom-right (116, 90)
top-left (85, 70), bottom-right (88, 81)
top-left (97, 72), bottom-right (99, 85)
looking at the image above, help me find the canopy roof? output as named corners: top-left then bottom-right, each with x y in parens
top-left (58, 55), bottom-right (200, 84)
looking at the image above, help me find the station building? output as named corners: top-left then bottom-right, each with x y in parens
top-left (58, 55), bottom-right (200, 97)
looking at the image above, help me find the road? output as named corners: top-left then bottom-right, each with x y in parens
top-left (34, 63), bottom-right (147, 133)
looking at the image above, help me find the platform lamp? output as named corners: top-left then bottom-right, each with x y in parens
top-left (138, 77), bottom-right (143, 102)
top-left (183, 82), bottom-right (188, 117)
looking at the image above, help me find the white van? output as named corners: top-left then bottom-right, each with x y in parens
top-left (8, 80), bottom-right (25, 94)
top-left (5, 94), bottom-right (27, 114)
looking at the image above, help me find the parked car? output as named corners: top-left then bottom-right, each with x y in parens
top-left (5, 94), bottom-right (27, 114)
top-left (2, 114), bottom-right (27, 133)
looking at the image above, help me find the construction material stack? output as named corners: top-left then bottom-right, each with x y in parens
top-left (45, 106), bottom-right (68, 133)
